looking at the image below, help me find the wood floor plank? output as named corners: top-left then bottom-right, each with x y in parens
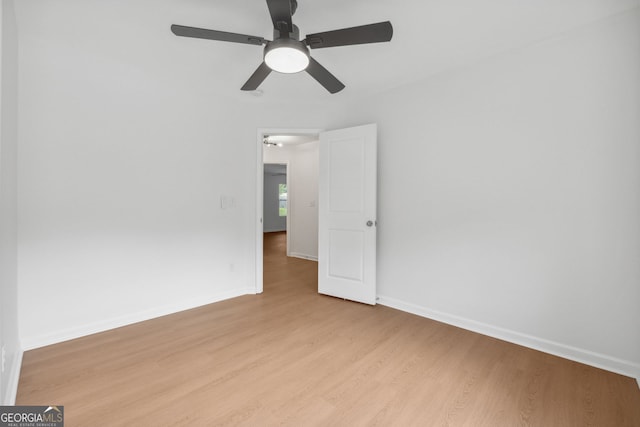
top-left (16, 231), bottom-right (640, 426)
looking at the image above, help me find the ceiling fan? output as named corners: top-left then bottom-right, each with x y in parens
top-left (171, 0), bottom-right (393, 94)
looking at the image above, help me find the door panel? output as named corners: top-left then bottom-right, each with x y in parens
top-left (328, 138), bottom-right (365, 213)
top-left (329, 230), bottom-right (364, 281)
top-left (318, 124), bottom-right (377, 305)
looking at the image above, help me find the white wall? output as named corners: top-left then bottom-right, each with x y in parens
top-left (264, 142), bottom-right (319, 260)
top-left (11, 0), bottom-right (639, 386)
top-left (263, 169), bottom-right (287, 232)
top-left (14, 1), bottom-right (339, 349)
top-left (0, 0), bottom-right (21, 405)
top-left (340, 9), bottom-right (640, 378)
top-left (289, 142), bottom-right (319, 260)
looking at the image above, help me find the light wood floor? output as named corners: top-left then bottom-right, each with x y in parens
top-left (17, 231), bottom-right (640, 426)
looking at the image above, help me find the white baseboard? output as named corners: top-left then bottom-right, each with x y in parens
top-left (289, 252), bottom-right (318, 261)
top-left (21, 288), bottom-right (254, 351)
top-left (4, 348), bottom-right (23, 405)
top-left (377, 295), bottom-right (640, 382)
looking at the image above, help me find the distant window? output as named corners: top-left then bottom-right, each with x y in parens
top-left (279, 184), bottom-right (287, 217)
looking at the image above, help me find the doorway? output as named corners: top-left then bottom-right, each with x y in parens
top-left (263, 162), bottom-right (289, 235)
top-left (256, 128), bottom-right (321, 294)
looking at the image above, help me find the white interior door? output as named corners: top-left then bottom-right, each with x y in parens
top-left (318, 124), bottom-right (377, 305)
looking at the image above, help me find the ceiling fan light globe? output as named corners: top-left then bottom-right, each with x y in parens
top-left (264, 40), bottom-right (310, 74)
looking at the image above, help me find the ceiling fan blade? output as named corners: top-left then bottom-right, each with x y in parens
top-left (266, 0), bottom-right (294, 33)
top-left (241, 62), bottom-right (272, 91)
top-left (171, 24), bottom-right (265, 45)
top-left (305, 21), bottom-right (393, 49)
top-left (306, 57), bottom-right (345, 94)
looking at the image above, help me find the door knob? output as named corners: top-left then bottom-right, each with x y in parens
top-left (366, 220), bottom-right (374, 227)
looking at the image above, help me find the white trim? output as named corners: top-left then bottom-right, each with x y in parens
top-left (289, 252), bottom-right (318, 262)
top-left (285, 161), bottom-right (291, 257)
top-left (263, 227), bottom-right (287, 233)
top-left (256, 130), bottom-right (264, 294)
top-left (4, 349), bottom-right (23, 405)
top-left (21, 288), bottom-right (254, 351)
top-left (378, 294), bottom-right (640, 381)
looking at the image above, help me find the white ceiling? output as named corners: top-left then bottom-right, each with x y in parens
top-left (15, 0), bottom-right (640, 103)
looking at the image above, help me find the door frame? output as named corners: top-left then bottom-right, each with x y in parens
top-left (255, 127), bottom-right (323, 294)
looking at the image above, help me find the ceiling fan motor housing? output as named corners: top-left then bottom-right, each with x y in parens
top-left (273, 23), bottom-right (301, 41)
